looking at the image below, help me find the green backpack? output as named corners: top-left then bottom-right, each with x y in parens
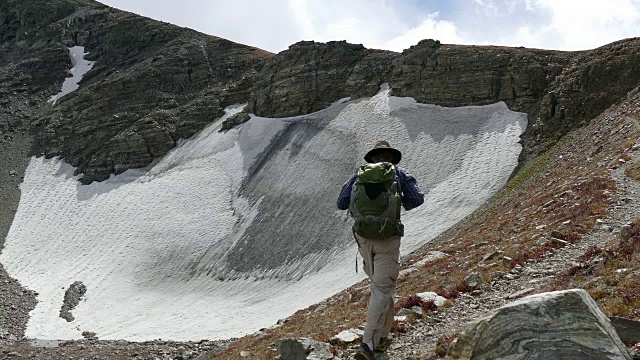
top-left (349, 162), bottom-right (404, 240)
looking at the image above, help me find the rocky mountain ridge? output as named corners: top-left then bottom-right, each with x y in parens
top-left (249, 38), bottom-right (640, 164)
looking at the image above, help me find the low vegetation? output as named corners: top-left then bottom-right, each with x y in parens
top-left (545, 217), bottom-right (640, 319)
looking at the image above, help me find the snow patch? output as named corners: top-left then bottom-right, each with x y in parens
top-left (49, 46), bottom-right (95, 104)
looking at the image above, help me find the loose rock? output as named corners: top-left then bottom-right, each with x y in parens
top-left (60, 281), bottom-right (87, 322)
top-left (505, 287), bottom-right (535, 300)
top-left (463, 272), bottom-right (484, 291)
top-left (276, 338), bottom-right (334, 360)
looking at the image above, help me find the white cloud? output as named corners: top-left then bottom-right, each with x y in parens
top-left (285, 1), bottom-right (465, 51)
top-left (382, 14), bottom-right (464, 51)
top-left (286, 0), bottom-right (415, 50)
top-left (288, 0), bottom-right (316, 40)
top-left (474, 0), bottom-right (500, 15)
top-left (99, 0), bottom-right (465, 52)
top-left (509, 0), bottom-right (640, 50)
top-left (523, 0), bottom-right (536, 11)
top-left (99, 0), bottom-right (301, 52)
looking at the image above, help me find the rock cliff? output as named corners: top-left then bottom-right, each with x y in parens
top-left (249, 38), bottom-right (640, 163)
top-left (531, 39), bottom-right (640, 157)
top-left (247, 40), bottom-right (396, 117)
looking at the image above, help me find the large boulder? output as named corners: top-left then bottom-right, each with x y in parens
top-left (447, 289), bottom-right (632, 360)
top-left (276, 338), bottom-right (334, 360)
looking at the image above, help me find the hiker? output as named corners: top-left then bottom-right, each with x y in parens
top-left (337, 140), bottom-right (424, 360)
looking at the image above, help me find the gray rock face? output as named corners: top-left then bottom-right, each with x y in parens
top-left (533, 39), bottom-right (640, 159)
top-left (276, 338), bottom-right (334, 360)
top-left (389, 39), bottom-right (567, 112)
top-left (248, 40), bottom-right (396, 117)
top-left (447, 289), bottom-right (632, 360)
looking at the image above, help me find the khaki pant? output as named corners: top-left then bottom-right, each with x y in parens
top-left (356, 234), bottom-right (401, 348)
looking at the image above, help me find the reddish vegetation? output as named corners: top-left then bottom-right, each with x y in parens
top-left (398, 295), bottom-right (438, 313)
top-left (547, 217), bottom-right (640, 319)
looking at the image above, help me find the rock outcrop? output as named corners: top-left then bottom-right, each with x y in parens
top-left (530, 39), bottom-right (640, 159)
top-left (388, 39), bottom-right (568, 162)
top-left (59, 281), bottom-right (87, 322)
top-left (248, 40), bottom-right (395, 117)
top-left (446, 289), bottom-right (632, 360)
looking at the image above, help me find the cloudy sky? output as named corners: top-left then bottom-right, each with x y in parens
top-left (98, 0), bottom-right (640, 53)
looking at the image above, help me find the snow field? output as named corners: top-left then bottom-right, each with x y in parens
top-left (1, 86), bottom-right (526, 340)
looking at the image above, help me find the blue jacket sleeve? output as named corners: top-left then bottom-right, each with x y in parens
top-left (397, 167), bottom-right (424, 210)
top-left (337, 173), bottom-right (357, 210)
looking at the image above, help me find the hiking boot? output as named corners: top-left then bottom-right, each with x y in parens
top-left (354, 343), bottom-right (375, 360)
top-left (375, 337), bottom-right (392, 352)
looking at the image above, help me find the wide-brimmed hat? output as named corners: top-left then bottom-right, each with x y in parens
top-left (364, 140), bottom-right (402, 164)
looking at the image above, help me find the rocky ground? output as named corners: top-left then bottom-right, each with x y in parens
top-left (1, 339), bottom-right (233, 360)
top-left (0, 97), bottom-right (41, 345)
